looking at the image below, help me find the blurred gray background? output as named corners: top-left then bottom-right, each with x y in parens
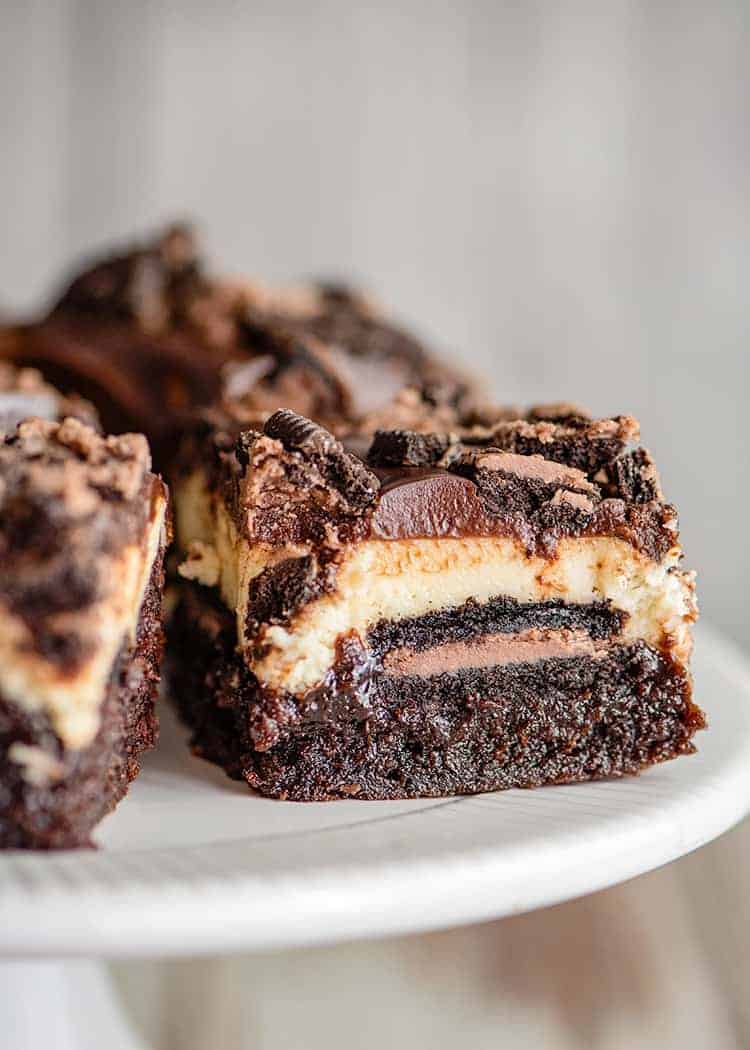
top-left (2, 2), bottom-right (749, 1048)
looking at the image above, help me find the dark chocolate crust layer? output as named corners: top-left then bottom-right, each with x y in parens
top-left (169, 587), bottom-right (704, 802)
top-left (0, 545), bottom-right (165, 850)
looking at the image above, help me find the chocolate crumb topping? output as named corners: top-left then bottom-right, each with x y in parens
top-left (193, 405), bottom-right (679, 561)
top-left (262, 410), bottom-right (379, 511)
top-left (0, 417), bottom-right (164, 671)
top-left (486, 415), bottom-right (640, 476)
top-left (367, 429), bottom-right (461, 468)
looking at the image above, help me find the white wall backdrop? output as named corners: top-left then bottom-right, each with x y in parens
top-left (2, 3), bottom-right (749, 1048)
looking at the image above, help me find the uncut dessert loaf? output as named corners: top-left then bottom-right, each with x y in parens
top-left (0, 416), bottom-right (169, 848)
top-left (170, 403), bottom-right (702, 800)
top-left (6, 224), bottom-right (474, 469)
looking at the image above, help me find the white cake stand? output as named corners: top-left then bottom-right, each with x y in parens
top-left (2, 625), bottom-right (750, 1049)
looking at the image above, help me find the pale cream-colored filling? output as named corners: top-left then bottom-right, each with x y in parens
top-left (255, 537), bottom-right (694, 693)
top-left (0, 493), bottom-right (167, 750)
top-left (176, 472), bottom-right (696, 697)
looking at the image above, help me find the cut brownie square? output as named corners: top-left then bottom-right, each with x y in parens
top-left (0, 416), bottom-right (169, 847)
top-left (169, 405), bottom-right (702, 800)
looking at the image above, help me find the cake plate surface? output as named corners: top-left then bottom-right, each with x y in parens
top-left (1, 624), bottom-right (749, 961)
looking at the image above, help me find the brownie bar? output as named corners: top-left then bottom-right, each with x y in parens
top-left (7, 224), bottom-right (474, 470)
top-left (170, 406), bottom-right (701, 800)
top-left (0, 416), bottom-right (169, 847)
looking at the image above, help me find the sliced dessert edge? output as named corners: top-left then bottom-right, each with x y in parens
top-left (170, 406), bottom-right (701, 800)
top-left (0, 416), bottom-right (169, 848)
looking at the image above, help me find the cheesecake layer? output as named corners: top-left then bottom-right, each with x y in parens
top-left (0, 491), bottom-right (167, 748)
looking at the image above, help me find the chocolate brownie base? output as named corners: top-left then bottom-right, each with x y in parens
top-left (0, 550), bottom-right (165, 849)
top-left (169, 587), bottom-right (704, 801)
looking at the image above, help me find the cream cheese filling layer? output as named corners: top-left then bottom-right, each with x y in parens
top-left (0, 493), bottom-right (167, 751)
top-left (176, 472), bottom-right (696, 697)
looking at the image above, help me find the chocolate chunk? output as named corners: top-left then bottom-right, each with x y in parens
top-left (461, 450), bottom-right (596, 493)
top-left (449, 448), bottom-right (599, 525)
top-left (237, 322), bottom-right (350, 418)
top-left (53, 223), bottom-right (206, 333)
top-left (371, 469), bottom-right (486, 539)
top-left (367, 429), bottom-right (459, 468)
top-left (607, 448), bottom-right (663, 503)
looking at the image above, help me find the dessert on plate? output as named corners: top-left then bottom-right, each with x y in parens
top-left (170, 402), bottom-right (702, 800)
top-left (0, 414), bottom-right (169, 847)
top-left (0, 225), bottom-right (703, 817)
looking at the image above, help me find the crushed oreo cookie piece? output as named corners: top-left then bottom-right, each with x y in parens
top-left (265, 409), bottom-right (341, 457)
top-left (245, 553), bottom-right (340, 639)
top-left (367, 429), bottom-right (459, 468)
top-left (262, 410), bottom-right (378, 510)
top-left (488, 415), bottom-right (640, 478)
top-left (606, 448), bottom-right (663, 503)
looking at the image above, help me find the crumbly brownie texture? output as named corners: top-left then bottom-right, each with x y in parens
top-left (0, 417), bottom-right (169, 847)
top-left (171, 406), bottom-right (700, 800)
top-left (0, 554), bottom-right (165, 848)
top-left (8, 223), bottom-right (474, 467)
